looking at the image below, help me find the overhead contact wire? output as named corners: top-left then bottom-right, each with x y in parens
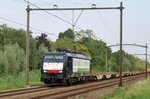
top-left (0, 16), bottom-right (55, 36)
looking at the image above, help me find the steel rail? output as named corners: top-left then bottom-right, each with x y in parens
top-left (0, 86), bottom-right (50, 98)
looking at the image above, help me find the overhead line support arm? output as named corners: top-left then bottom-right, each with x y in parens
top-left (29, 7), bottom-right (124, 11)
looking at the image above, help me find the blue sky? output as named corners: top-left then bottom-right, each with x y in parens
top-left (0, 0), bottom-right (150, 60)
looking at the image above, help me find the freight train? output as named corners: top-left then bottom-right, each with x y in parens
top-left (40, 51), bottom-right (145, 85)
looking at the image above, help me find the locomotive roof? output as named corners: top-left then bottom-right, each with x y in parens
top-left (44, 52), bottom-right (91, 60)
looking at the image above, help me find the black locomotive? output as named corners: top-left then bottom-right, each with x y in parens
top-left (40, 52), bottom-right (96, 85)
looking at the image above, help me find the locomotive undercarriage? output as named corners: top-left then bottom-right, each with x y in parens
top-left (41, 73), bottom-right (97, 85)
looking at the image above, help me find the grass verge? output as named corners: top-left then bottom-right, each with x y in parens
top-left (100, 78), bottom-right (150, 99)
top-left (0, 69), bottom-right (44, 91)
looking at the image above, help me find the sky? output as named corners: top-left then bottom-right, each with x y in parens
top-left (0, 0), bottom-right (150, 60)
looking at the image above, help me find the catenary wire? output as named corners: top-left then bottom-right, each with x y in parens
top-left (14, 0), bottom-right (114, 44)
top-left (23, 0), bottom-right (80, 28)
top-left (0, 16), bottom-right (56, 36)
top-left (96, 11), bottom-right (118, 43)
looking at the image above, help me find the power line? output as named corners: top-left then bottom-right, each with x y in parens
top-left (80, 11), bottom-right (112, 45)
top-left (74, 10), bottom-right (84, 26)
top-left (92, 33), bottom-right (112, 45)
top-left (0, 16), bottom-right (55, 36)
top-left (37, 0), bottom-right (54, 6)
top-left (15, 0), bottom-right (70, 31)
top-left (96, 11), bottom-right (118, 43)
top-left (59, 11), bottom-right (71, 23)
top-left (14, 0), bottom-right (67, 37)
top-left (23, 0), bottom-right (86, 30)
top-left (24, 0), bottom-right (73, 26)
top-left (31, 32), bottom-right (58, 36)
top-left (13, 0), bottom-right (86, 37)
top-left (16, 0), bottom-right (117, 44)
top-left (13, 0), bottom-right (52, 6)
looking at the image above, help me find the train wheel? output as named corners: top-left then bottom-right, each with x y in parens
top-left (63, 80), bottom-right (68, 86)
top-left (63, 82), bottom-right (67, 86)
top-left (93, 76), bottom-right (97, 81)
top-left (68, 79), bottom-right (73, 85)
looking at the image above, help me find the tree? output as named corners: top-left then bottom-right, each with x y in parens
top-left (122, 58), bottom-right (131, 71)
top-left (0, 50), bottom-right (8, 76)
top-left (81, 37), bottom-right (107, 72)
top-left (0, 24), bottom-right (26, 50)
top-left (52, 39), bottom-right (90, 56)
top-left (76, 29), bottom-right (93, 40)
top-left (58, 28), bottom-right (75, 40)
top-left (32, 43), bottom-right (48, 69)
top-left (0, 24), bottom-right (53, 77)
top-left (36, 33), bottom-right (51, 51)
top-left (0, 43), bottom-right (25, 76)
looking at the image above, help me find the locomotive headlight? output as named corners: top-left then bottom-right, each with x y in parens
top-left (59, 70), bottom-right (62, 73)
top-left (43, 70), bottom-right (47, 73)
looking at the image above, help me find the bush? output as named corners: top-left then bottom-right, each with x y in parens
top-left (0, 43), bottom-right (25, 76)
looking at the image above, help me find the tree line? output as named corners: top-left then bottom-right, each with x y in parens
top-left (0, 24), bottom-right (147, 77)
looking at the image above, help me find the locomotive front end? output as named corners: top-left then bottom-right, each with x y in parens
top-left (41, 53), bottom-right (65, 85)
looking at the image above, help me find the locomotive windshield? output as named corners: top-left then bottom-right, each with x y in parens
top-left (44, 55), bottom-right (64, 62)
top-left (43, 54), bottom-right (64, 73)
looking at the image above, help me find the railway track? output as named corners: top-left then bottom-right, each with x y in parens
top-left (30, 74), bottom-right (146, 99)
top-left (0, 73), bottom-right (147, 99)
top-left (0, 86), bottom-right (51, 98)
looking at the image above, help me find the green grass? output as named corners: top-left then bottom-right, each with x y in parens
top-left (100, 78), bottom-right (150, 99)
top-left (0, 69), bottom-right (44, 91)
top-left (29, 70), bottom-right (44, 86)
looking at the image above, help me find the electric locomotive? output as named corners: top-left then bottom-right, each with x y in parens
top-left (40, 51), bottom-right (93, 85)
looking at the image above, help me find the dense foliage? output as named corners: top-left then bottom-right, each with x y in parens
top-left (58, 28), bottom-right (75, 40)
top-left (0, 24), bottom-right (48, 76)
top-left (0, 24), bottom-right (148, 77)
top-left (36, 33), bottom-right (51, 51)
